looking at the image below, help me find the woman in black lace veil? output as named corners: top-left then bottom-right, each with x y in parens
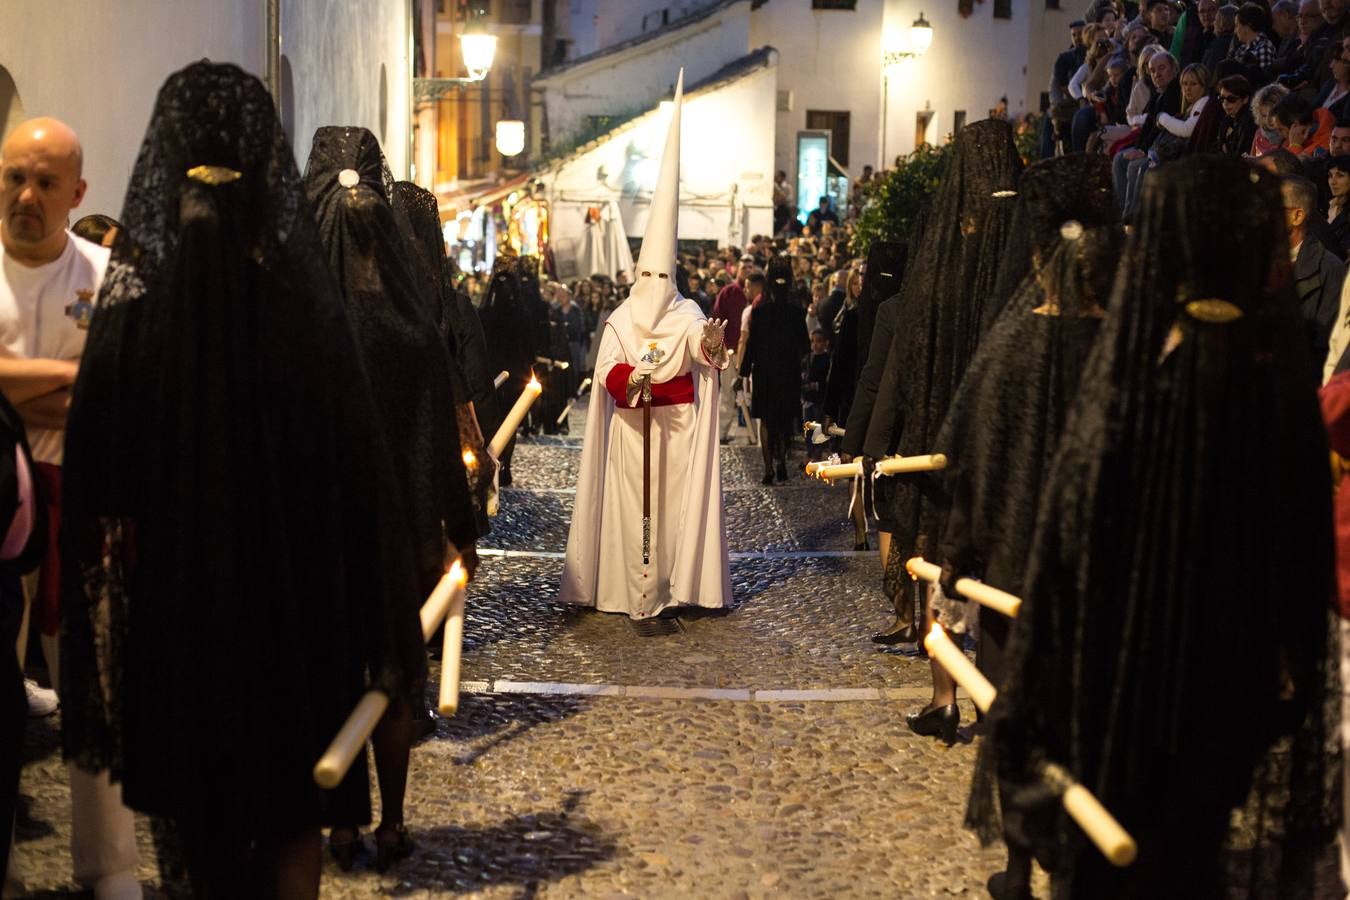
top-left (60, 62), bottom-right (425, 896)
top-left (982, 154), bottom-right (1116, 332)
top-left (304, 126), bottom-right (478, 869)
top-left (937, 222), bottom-right (1120, 899)
top-left (866, 120), bottom-right (1022, 653)
top-left (391, 181), bottom-right (496, 536)
top-left (979, 156), bottom-right (1340, 899)
top-left (478, 253), bottom-right (536, 485)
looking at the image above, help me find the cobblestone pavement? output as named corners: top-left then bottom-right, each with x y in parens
top-left (11, 425), bottom-right (1019, 899)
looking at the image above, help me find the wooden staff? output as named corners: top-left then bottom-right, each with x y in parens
top-left (493, 370), bottom-right (509, 389)
top-left (642, 374), bottom-right (652, 566)
top-left (488, 375), bottom-right (542, 457)
top-left (907, 557), bottom-right (1022, 618)
top-left (316, 560), bottom-right (468, 789)
top-left (921, 623), bottom-right (1137, 866)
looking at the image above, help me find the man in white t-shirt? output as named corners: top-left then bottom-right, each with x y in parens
top-left (1, 117), bottom-right (140, 899)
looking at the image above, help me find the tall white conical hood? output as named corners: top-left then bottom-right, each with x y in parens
top-left (628, 70), bottom-right (684, 338)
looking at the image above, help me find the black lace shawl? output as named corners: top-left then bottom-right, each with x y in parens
top-left (479, 258), bottom-right (539, 399)
top-left (978, 157), bottom-right (1340, 898)
top-left (304, 127), bottom-right (478, 586)
top-left (60, 62), bottom-right (423, 831)
top-left (984, 154), bottom-right (1116, 330)
top-left (391, 181), bottom-right (496, 534)
top-left (873, 119), bottom-right (1023, 592)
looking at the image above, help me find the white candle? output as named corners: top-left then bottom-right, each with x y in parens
top-left (827, 424), bottom-right (846, 437)
top-left (419, 560), bottom-right (467, 642)
top-left (313, 689), bottom-right (390, 789)
top-left (1044, 762), bottom-right (1138, 867)
top-left (875, 453), bottom-right (947, 476)
top-left (923, 623), bottom-right (997, 714)
top-left (816, 460), bottom-right (863, 481)
top-left (906, 557), bottom-right (1022, 619)
top-left (488, 376), bottom-right (542, 457)
top-left (438, 584), bottom-right (467, 716)
top-left (493, 370), bottom-right (509, 389)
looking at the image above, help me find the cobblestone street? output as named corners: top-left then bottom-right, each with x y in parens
top-left (11, 427), bottom-right (1012, 898)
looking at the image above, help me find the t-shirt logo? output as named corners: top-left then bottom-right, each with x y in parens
top-left (65, 290), bottom-right (94, 330)
top-left (640, 342), bottom-right (666, 365)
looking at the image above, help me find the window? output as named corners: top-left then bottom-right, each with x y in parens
top-left (805, 109), bottom-right (851, 167)
top-left (812, 0), bottom-right (858, 8)
top-left (915, 110), bottom-right (934, 149)
top-left (496, 0), bottom-right (531, 25)
top-left (994, 0), bottom-right (1012, 17)
top-left (953, 110), bottom-right (967, 133)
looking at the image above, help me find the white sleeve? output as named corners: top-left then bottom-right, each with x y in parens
top-left (1325, 275), bottom-right (1350, 384)
top-left (1158, 96), bottom-right (1207, 138)
top-left (1068, 64), bottom-right (1090, 100)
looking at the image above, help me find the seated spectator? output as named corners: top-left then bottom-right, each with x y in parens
top-left (1250, 80), bottom-right (1292, 152)
top-left (1216, 73), bottom-right (1259, 153)
top-left (1229, 3), bottom-right (1279, 84)
top-left (1274, 92), bottom-right (1337, 154)
top-left (1156, 62), bottom-right (1214, 155)
top-left (1204, 4), bottom-right (1240, 69)
top-left (1285, 174), bottom-right (1347, 372)
top-left (1327, 154), bottom-right (1350, 255)
top-left (1115, 50), bottom-right (1183, 215)
top-left (1315, 44), bottom-right (1350, 119)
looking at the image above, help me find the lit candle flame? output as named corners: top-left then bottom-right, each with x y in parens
top-left (462, 449), bottom-right (477, 467)
top-left (449, 559), bottom-right (468, 586)
top-left (928, 622), bottom-right (943, 640)
top-left (528, 376), bottom-right (542, 393)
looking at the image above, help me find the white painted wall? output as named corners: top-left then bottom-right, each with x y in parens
top-left (0, 1), bottom-right (262, 219)
top-left (748, 0), bottom-right (885, 180)
top-left (283, 0), bottom-right (412, 178)
top-left (878, 0), bottom-right (1031, 158)
top-left (541, 3), bottom-right (750, 144)
top-left (0, 0), bottom-right (410, 221)
top-left (1027, 7), bottom-right (1078, 114)
top-left (573, 0), bottom-right (723, 58)
top-left (540, 59), bottom-right (776, 277)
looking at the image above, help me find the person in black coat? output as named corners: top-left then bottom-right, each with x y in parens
top-left (1285, 175), bottom-right (1347, 376)
top-left (740, 259), bottom-right (810, 483)
top-left (1328, 154), bottom-right (1350, 257)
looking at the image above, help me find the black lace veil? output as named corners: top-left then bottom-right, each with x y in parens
top-left (980, 156), bottom-right (1339, 898)
top-left (303, 128), bottom-right (478, 588)
top-left (61, 62), bottom-right (423, 831)
top-left (873, 119), bottom-right (1023, 594)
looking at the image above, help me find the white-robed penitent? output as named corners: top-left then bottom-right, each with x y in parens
top-left (560, 71), bottom-right (732, 619)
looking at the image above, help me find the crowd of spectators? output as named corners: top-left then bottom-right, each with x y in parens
top-left (1045, 0), bottom-right (1350, 243)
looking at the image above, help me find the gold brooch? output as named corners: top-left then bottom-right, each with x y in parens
top-left (186, 165), bottom-right (242, 186)
top-left (1184, 299), bottom-right (1243, 323)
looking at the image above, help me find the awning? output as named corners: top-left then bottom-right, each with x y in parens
top-left (435, 172), bottom-right (533, 217)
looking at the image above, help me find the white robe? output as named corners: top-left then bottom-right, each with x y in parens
top-left (560, 298), bottom-right (731, 618)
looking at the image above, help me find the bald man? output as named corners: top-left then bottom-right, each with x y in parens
top-left (0, 118), bottom-right (141, 899)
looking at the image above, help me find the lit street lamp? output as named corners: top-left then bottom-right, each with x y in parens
top-left (496, 120), bottom-right (525, 157)
top-left (880, 12), bottom-right (934, 166)
top-left (413, 20), bottom-right (498, 101)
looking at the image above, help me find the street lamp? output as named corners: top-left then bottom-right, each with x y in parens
top-left (881, 12), bottom-right (934, 166)
top-left (413, 19), bottom-right (498, 101)
top-left (496, 120), bottom-right (525, 157)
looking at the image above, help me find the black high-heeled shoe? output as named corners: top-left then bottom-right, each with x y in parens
top-left (374, 822), bottom-right (415, 872)
top-left (853, 538), bottom-right (870, 551)
top-left (761, 471), bottom-right (775, 485)
top-left (870, 617), bottom-right (919, 645)
top-left (328, 827), bottom-right (361, 871)
top-left (775, 462), bottom-right (788, 483)
top-left (906, 703), bottom-right (959, 745)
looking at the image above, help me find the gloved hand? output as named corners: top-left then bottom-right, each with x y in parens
top-left (629, 360), bottom-right (657, 385)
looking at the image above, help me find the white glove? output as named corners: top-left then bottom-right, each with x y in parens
top-left (629, 360), bottom-right (657, 385)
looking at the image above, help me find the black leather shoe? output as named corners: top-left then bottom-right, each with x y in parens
top-left (906, 703), bottom-right (959, 745)
top-left (870, 617), bottom-right (919, 645)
